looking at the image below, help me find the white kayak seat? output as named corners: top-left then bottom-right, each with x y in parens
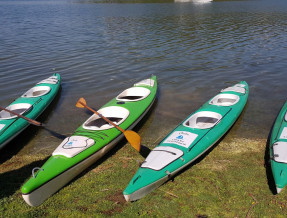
top-left (141, 146), bottom-right (184, 171)
top-left (83, 106), bottom-right (129, 130)
top-left (209, 94), bottom-right (240, 106)
top-left (37, 76), bottom-right (59, 85)
top-left (22, 86), bottom-right (51, 98)
top-left (116, 87), bottom-right (150, 102)
top-left (0, 103), bottom-right (32, 120)
top-left (52, 136), bottom-right (95, 158)
top-left (134, 78), bottom-right (155, 87)
top-left (221, 84), bottom-right (246, 94)
top-left (272, 142), bottom-right (287, 163)
top-left (184, 111), bottom-right (222, 129)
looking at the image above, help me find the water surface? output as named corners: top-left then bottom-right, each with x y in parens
top-left (1, 0), bottom-right (287, 153)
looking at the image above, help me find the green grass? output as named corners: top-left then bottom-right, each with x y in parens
top-left (1, 137), bottom-right (287, 217)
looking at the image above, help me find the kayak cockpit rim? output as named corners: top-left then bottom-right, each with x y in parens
top-left (0, 103), bottom-right (33, 120)
top-left (116, 87), bottom-right (151, 102)
top-left (22, 86), bottom-right (51, 98)
top-left (209, 93), bottom-right (240, 107)
top-left (82, 106), bottom-right (129, 130)
top-left (183, 111), bottom-right (222, 129)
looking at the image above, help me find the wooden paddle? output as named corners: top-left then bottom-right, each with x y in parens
top-left (0, 105), bottom-right (43, 126)
top-left (76, 97), bottom-right (141, 152)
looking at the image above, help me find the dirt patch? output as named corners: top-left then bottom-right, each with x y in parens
top-left (106, 191), bottom-right (126, 205)
top-left (101, 191), bottom-right (126, 216)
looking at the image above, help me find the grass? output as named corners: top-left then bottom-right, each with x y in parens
top-left (1, 135), bottom-right (287, 217)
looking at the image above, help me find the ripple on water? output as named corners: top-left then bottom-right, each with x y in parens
top-left (1, 0), bottom-right (287, 152)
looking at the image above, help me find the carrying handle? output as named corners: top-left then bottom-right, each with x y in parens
top-left (32, 167), bottom-right (44, 178)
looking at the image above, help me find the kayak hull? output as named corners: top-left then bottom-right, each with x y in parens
top-left (21, 76), bottom-right (157, 206)
top-left (124, 81), bottom-right (249, 201)
top-left (23, 133), bottom-right (124, 206)
top-left (0, 74), bottom-right (61, 150)
top-left (270, 102), bottom-right (287, 193)
top-left (124, 137), bottom-right (224, 201)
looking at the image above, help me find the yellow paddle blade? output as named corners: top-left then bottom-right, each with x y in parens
top-left (124, 130), bottom-right (141, 152)
top-left (76, 97), bottom-right (86, 108)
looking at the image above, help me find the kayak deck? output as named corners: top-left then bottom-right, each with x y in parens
top-left (124, 81), bottom-right (249, 201)
top-left (21, 76), bottom-right (158, 206)
top-left (270, 101), bottom-right (287, 193)
top-left (0, 74), bottom-right (61, 149)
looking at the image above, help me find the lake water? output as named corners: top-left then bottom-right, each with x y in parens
top-left (1, 0), bottom-right (287, 154)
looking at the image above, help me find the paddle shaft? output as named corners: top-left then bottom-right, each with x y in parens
top-left (0, 105), bottom-right (42, 126)
top-left (80, 103), bottom-right (125, 133)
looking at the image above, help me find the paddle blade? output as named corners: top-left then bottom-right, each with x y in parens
top-left (124, 130), bottom-right (141, 152)
top-left (76, 98), bottom-right (86, 108)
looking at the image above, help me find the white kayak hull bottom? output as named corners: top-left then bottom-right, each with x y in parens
top-left (276, 187), bottom-right (283, 194)
top-left (124, 176), bottom-right (169, 202)
top-left (22, 100), bottom-right (154, 206)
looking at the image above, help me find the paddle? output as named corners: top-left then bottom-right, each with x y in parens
top-left (0, 105), bottom-right (43, 127)
top-left (76, 97), bottom-right (141, 152)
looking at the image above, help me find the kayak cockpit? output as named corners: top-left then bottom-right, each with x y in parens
top-left (184, 111), bottom-right (222, 129)
top-left (0, 103), bottom-right (32, 120)
top-left (22, 86), bottom-right (51, 98)
top-left (116, 87), bottom-right (150, 102)
top-left (141, 146), bottom-right (183, 170)
top-left (210, 94), bottom-right (240, 106)
top-left (83, 106), bottom-right (129, 130)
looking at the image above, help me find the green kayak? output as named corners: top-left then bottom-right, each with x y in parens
top-left (0, 73), bottom-right (61, 150)
top-left (21, 75), bottom-right (157, 206)
top-left (123, 81), bottom-right (249, 201)
top-left (270, 102), bottom-right (287, 194)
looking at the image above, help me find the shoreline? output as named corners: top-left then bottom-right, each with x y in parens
top-left (2, 136), bottom-right (284, 217)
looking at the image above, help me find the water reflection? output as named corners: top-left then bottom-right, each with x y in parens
top-left (174, 0), bottom-right (212, 3)
top-left (1, 0), bottom-right (287, 153)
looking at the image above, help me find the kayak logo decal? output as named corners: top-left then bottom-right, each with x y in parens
top-left (67, 141), bottom-right (73, 146)
top-left (163, 131), bottom-right (198, 148)
top-left (62, 137), bottom-right (94, 149)
top-left (176, 135), bottom-right (184, 140)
